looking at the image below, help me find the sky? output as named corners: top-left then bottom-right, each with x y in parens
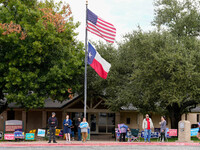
top-left (54, 0), bottom-right (155, 43)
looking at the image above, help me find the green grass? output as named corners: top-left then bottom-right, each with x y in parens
top-left (138, 137), bottom-right (199, 142)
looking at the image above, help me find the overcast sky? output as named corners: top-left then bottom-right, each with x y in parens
top-left (53, 0), bottom-right (155, 43)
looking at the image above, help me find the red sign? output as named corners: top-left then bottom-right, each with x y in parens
top-left (169, 129), bottom-right (177, 136)
top-left (5, 125), bottom-right (22, 132)
top-left (4, 134), bottom-right (15, 140)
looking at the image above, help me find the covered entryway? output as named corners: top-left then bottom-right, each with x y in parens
top-left (61, 96), bottom-right (118, 135)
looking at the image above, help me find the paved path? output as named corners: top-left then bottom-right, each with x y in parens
top-left (0, 141), bottom-right (200, 150)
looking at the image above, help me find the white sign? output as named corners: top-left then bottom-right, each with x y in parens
top-left (5, 120), bottom-right (22, 125)
top-left (179, 122), bottom-right (185, 129)
top-left (37, 129), bottom-right (45, 137)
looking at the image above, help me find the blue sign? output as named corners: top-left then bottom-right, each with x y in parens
top-left (191, 128), bottom-right (199, 136)
top-left (25, 133), bottom-right (35, 140)
top-left (141, 131), bottom-right (159, 138)
top-left (14, 131), bottom-right (24, 139)
top-left (80, 122), bottom-right (88, 128)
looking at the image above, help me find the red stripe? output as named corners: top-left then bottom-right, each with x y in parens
top-left (96, 21), bottom-right (116, 33)
top-left (87, 28), bottom-right (114, 43)
top-left (98, 17), bottom-right (114, 26)
top-left (1, 142), bottom-right (200, 147)
top-left (87, 23), bottom-right (116, 38)
top-left (87, 25), bottom-right (115, 41)
top-left (97, 19), bottom-right (116, 31)
top-left (90, 59), bottom-right (108, 79)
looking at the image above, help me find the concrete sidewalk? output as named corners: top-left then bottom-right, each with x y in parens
top-left (0, 141), bottom-right (199, 147)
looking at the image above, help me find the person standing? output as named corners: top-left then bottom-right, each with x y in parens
top-left (77, 118), bottom-right (81, 141)
top-left (48, 112), bottom-right (58, 143)
top-left (63, 115), bottom-right (72, 143)
top-left (160, 116), bottom-right (166, 142)
top-left (142, 114), bottom-right (154, 142)
top-left (80, 118), bottom-right (89, 143)
top-left (119, 124), bottom-right (128, 142)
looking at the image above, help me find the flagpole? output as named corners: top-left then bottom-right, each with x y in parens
top-left (84, 0), bottom-right (88, 119)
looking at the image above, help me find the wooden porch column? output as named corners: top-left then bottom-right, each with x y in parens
top-left (0, 111), bottom-right (7, 131)
top-left (22, 111), bottom-right (26, 132)
top-left (62, 111), bottom-right (66, 129)
top-left (115, 112), bottom-right (120, 128)
top-left (42, 111), bottom-right (47, 128)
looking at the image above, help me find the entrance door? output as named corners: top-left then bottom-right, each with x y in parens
top-left (90, 114), bottom-right (97, 133)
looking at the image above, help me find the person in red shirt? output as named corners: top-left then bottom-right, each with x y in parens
top-left (142, 114), bottom-right (154, 142)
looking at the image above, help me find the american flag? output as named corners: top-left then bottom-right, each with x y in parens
top-left (87, 9), bottom-right (116, 43)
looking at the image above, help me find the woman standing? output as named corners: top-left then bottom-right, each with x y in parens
top-left (63, 115), bottom-right (72, 143)
top-left (160, 116), bottom-right (166, 142)
top-left (80, 118), bottom-right (89, 142)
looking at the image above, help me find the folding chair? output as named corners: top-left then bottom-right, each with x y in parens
top-left (131, 129), bottom-right (140, 142)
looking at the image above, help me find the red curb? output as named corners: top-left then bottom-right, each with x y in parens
top-left (0, 142), bottom-right (199, 147)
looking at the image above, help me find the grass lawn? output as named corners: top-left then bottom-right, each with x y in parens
top-left (138, 137), bottom-right (199, 142)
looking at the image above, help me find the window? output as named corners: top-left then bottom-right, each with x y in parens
top-left (185, 114), bottom-right (187, 120)
top-left (7, 110), bottom-right (15, 120)
top-left (197, 114), bottom-right (199, 122)
top-left (126, 118), bottom-right (130, 124)
top-left (98, 113), bottom-right (115, 133)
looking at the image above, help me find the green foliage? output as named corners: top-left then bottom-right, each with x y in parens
top-left (153, 0), bottom-right (200, 37)
top-left (0, 0), bottom-right (84, 109)
top-left (85, 41), bottom-right (118, 101)
top-left (118, 31), bottom-right (199, 112)
top-left (104, 0), bottom-right (200, 129)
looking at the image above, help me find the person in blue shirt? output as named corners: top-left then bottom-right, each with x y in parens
top-left (76, 118), bottom-right (82, 141)
top-left (63, 115), bottom-right (72, 143)
top-left (119, 124), bottom-right (128, 142)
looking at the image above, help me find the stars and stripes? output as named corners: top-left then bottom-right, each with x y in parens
top-left (87, 9), bottom-right (116, 43)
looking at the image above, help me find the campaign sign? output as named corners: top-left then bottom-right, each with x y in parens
top-left (4, 134), bottom-right (15, 140)
top-left (37, 129), bottom-right (45, 137)
top-left (80, 122), bottom-right (88, 128)
top-left (169, 129), bottom-right (177, 136)
top-left (141, 131), bottom-right (159, 138)
top-left (55, 129), bottom-right (61, 136)
top-left (25, 133), bottom-right (35, 140)
top-left (14, 131), bottom-right (24, 139)
top-left (191, 128), bottom-right (199, 136)
top-left (5, 120), bottom-right (23, 132)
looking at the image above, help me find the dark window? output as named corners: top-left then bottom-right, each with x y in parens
top-left (7, 110), bottom-right (15, 120)
top-left (126, 118), bottom-right (130, 124)
top-left (197, 114), bottom-right (199, 122)
top-left (185, 114), bottom-right (187, 120)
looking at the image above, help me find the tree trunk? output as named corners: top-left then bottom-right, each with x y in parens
top-left (0, 89), bottom-right (7, 114)
top-left (167, 103), bottom-right (182, 129)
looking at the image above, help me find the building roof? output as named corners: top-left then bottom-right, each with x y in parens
top-left (190, 106), bottom-right (200, 113)
top-left (8, 95), bottom-right (81, 109)
top-left (120, 104), bottom-right (137, 111)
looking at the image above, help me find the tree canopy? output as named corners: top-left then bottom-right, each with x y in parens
top-left (0, 0), bottom-right (84, 110)
top-left (105, 0), bottom-right (200, 129)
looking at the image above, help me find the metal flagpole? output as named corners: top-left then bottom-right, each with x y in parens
top-left (84, 0), bottom-right (88, 119)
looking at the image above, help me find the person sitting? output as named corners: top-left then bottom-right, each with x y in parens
top-left (127, 128), bottom-right (132, 142)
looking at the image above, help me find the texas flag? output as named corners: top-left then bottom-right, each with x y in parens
top-left (87, 42), bottom-right (111, 79)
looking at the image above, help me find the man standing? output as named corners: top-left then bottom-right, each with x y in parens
top-left (142, 114), bottom-right (154, 142)
top-left (48, 112), bottom-right (58, 143)
top-left (77, 118), bottom-right (81, 141)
